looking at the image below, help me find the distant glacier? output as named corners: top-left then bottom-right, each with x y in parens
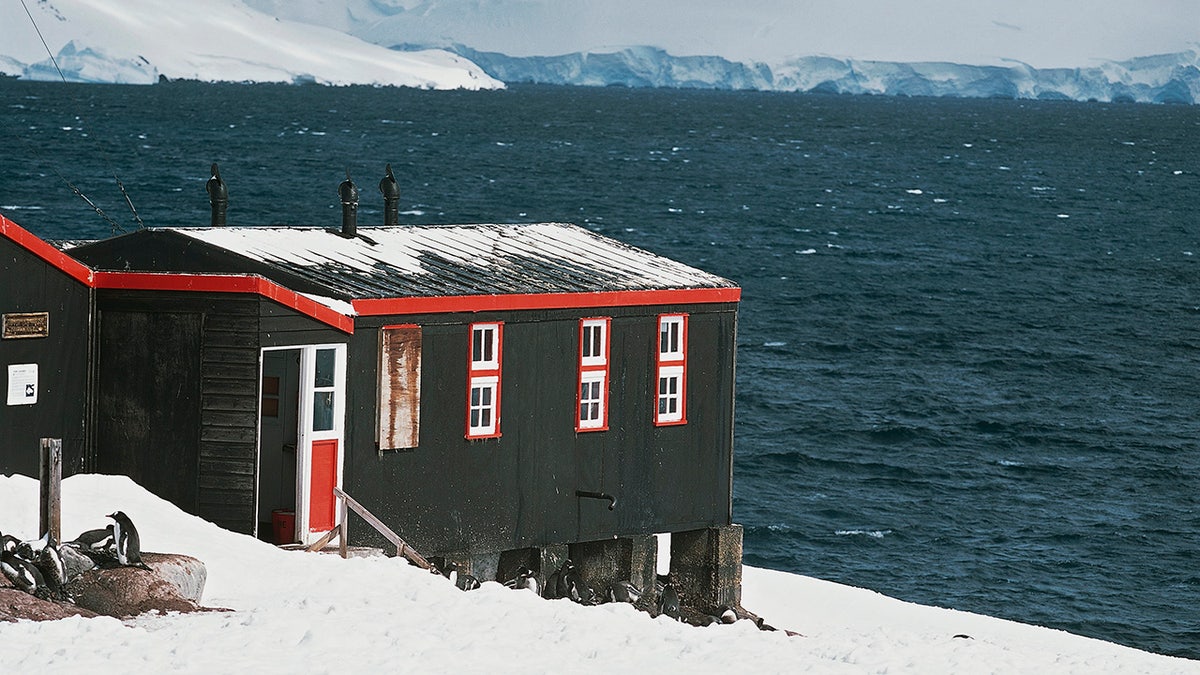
top-left (399, 44), bottom-right (1200, 104)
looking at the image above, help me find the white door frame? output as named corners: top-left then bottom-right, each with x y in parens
top-left (257, 343), bottom-right (347, 546)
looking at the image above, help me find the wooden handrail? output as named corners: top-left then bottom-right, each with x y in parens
top-left (333, 487), bottom-right (432, 570)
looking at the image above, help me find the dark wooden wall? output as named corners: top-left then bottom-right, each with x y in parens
top-left (342, 303), bottom-right (738, 558)
top-left (0, 235), bottom-right (92, 478)
top-left (92, 291), bottom-right (262, 534)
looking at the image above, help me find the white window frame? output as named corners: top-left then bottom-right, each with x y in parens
top-left (576, 317), bottom-right (611, 432)
top-left (468, 375), bottom-right (499, 437)
top-left (656, 364), bottom-right (684, 424)
top-left (471, 323), bottom-right (501, 369)
top-left (655, 314), bottom-right (687, 426)
top-left (466, 322), bottom-right (502, 438)
top-left (578, 370), bottom-right (607, 430)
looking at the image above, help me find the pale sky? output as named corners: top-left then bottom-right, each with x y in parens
top-left (349, 0), bottom-right (1198, 68)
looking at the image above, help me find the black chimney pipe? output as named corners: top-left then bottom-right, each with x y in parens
top-left (338, 169), bottom-right (358, 238)
top-left (379, 163), bottom-right (399, 227)
top-left (205, 163), bottom-right (227, 227)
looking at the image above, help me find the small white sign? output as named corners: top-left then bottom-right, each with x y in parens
top-left (7, 363), bottom-right (38, 406)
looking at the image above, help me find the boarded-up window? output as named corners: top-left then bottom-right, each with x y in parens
top-left (378, 325), bottom-right (422, 449)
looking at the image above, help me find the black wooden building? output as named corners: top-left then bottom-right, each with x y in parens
top-left (1, 209), bottom-right (743, 608)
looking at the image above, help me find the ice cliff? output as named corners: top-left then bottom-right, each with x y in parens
top-left (417, 44), bottom-right (1200, 104)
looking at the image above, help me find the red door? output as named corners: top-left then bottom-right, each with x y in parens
top-left (309, 439), bottom-right (339, 532)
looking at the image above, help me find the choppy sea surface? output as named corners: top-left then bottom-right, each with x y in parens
top-left (2, 80), bottom-right (1198, 659)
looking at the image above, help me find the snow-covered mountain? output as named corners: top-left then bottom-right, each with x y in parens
top-left (0, 0), bottom-right (501, 89)
top-left (411, 44), bottom-right (1200, 104)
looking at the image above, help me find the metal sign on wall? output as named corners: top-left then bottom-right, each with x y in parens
top-left (2, 312), bottom-right (50, 339)
top-left (7, 364), bottom-right (38, 406)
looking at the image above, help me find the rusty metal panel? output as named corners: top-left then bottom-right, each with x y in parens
top-left (378, 324), bottom-right (421, 450)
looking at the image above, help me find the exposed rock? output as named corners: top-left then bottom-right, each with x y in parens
top-left (71, 553), bottom-right (210, 618)
top-left (0, 587), bottom-right (98, 622)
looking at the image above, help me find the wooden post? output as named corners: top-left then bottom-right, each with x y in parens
top-left (39, 438), bottom-right (62, 543)
top-left (338, 493), bottom-right (348, 559)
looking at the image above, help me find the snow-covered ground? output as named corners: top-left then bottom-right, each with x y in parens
top-left (1, 474), bottom-right (1194, 673)
top-left (0, 0), bottom-right (500, 88)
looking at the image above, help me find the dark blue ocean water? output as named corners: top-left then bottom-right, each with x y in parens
top-left (2, 81), bottom-right (1198, 659)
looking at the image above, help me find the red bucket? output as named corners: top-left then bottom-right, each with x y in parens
top-left (271, 509), bottom-right (295, 544)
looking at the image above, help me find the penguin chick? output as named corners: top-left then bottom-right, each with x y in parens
top-left (34, 539), bottom-right (68, 599)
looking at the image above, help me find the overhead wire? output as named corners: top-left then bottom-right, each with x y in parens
top-left (18, 0), bottom-right (143, 234)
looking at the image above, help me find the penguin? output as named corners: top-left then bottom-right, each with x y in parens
top-left (442, 561), bottom-right (480, 591)
top-left (606, 580), bottom-right (643, 604)
top-left (557, 559), bottom-right (591, 604)
top-left (507, 566), bottom-right (538, 595)
top-left (107, 511), bottom-right (150, 570)
top-left (657, 581), bottom-right (681, 620)
top-left (70, 526), bottom-right (114, 552)
top-left (1, 533), bottom-right (21, 554)
top-left (718, 606), bottom-right (739, 624)
top-left (1, 549), bottom-right (48, 598)
top-left (542, 568), bottom-right (561, 599)
top-left (33, 538), bottom-right (68, 599)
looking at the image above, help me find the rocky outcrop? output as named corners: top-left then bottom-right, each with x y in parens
top-left (71, 553), bottom-right (210, 618)
top-left (2, 552), bottom-right (216, 621)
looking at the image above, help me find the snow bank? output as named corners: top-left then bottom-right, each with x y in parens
top-left (0, 473), bottom-right (1194, 673)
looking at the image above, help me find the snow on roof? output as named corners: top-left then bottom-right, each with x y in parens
top-left (166, 222), bottom-right (737, 300)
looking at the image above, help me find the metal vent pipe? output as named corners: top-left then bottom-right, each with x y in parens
top-left (339, 170), bottom-right (358, 238)
top-left (380, 164), bottom-right (400, 227)
top-left (206, 163), bottom-right (228, 227)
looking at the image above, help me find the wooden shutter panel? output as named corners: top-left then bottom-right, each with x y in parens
top-left (378, 325), bottom-right (421, 449)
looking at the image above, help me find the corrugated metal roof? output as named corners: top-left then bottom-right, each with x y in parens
top-left (164, 223), bottom-right (737, 300)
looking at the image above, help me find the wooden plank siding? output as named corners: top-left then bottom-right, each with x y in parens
top-left (197, 298), bottom-right (260, 533)
top-left (0, 235), bottom-right (93, 478)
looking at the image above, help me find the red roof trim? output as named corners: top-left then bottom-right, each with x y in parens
top-left (0, 213), bottom-right (94, 285)
top-left (352, 287), bottom-right (741, 316)
top-left (91, 271), bottom-right (356, 333)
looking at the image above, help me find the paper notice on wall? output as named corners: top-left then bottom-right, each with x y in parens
top-left (7, 363), bottom-right (37, 405)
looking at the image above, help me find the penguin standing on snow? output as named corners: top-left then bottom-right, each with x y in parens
top-left (108, 511), bottom-right (150, 570)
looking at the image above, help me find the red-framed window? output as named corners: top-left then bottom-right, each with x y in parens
top-left (655, 314), bottom-right (687, 426)
top-left (466, 322), bottom-right (502, 438)
top-left (577, 317), bottom-right (611, 431)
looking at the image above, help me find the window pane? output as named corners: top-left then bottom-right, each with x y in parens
top-left (583, 326), bottom-right (594, 357)
top-left (315, 348), bottom-right (336, 388)
top-left (471, 387), bottom-right (481, 406)
top-left (313, 391), bottom-right (334, 431)
top-left (480, 408), bottom-right (491, 427)
top-left (472, 330), bottom-right (483, 362)
top-left (471, 408), bottom-right (481, 427)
